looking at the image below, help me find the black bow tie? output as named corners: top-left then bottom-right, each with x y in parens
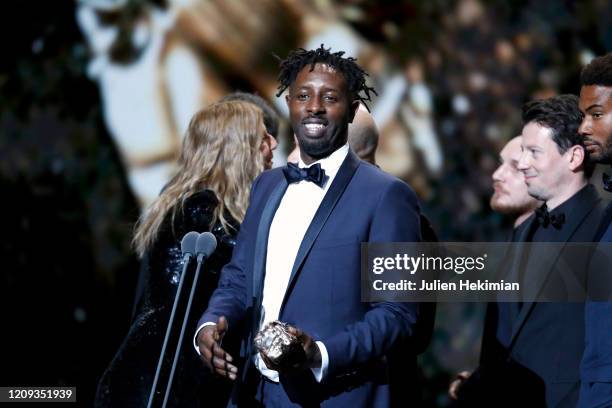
top-left (283, 162), bottom-right (327, 187)
top-left (535, 204), bottom-right (565, 229)
top-left (603, 172), bottom-right (612, 193)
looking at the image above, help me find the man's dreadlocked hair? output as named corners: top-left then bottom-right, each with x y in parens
top-left (276, 45), bottom-right (376, 109)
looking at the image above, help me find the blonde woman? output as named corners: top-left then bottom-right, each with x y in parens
top-left (96, 100), bottom-right (277, 407)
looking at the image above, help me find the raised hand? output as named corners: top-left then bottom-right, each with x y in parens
top-left (197, 316), bottom-right (237, 380)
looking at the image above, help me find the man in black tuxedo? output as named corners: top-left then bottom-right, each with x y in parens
top-left (458, 95), bottom-right (604, 407)
top-left (448, 135), bottom-right (540, 401)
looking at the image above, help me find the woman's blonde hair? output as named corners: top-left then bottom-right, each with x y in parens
top-left (132, 100), bottom-right (266, 257)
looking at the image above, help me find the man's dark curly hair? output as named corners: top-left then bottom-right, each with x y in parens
top-left (580, 53), bottom-right (612, 87)
top-left (522, 94), bottom-right (594, 177)
top-left (276, 45), bottom-right (376, 109)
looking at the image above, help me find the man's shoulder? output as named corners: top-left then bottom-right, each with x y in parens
top-left (576, 186), bottom-right (607, 239)
top-left (597, 201), bottom-right (612, 242)
top-left (353, 161), bottom-right (417, 197)
top-left (252, 167), bottom-right (285, 190)
top-left (258, 167), bottom-right (285, 181)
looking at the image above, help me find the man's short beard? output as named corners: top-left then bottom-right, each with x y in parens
top-left (490, 197), bottom-right (535, 217)
top-left (297, 128), bottom-right (349, 160)
top-left (590, 146), bottom-right (612, 164)
top-left (587, 136), bottom-right (612, 164)
top-left (300, 138), bottom-right (336, 160)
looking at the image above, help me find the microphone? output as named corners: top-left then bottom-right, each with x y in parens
top-left (148, 231), bottom-right (200, 408)
top-left (180, 231), bottom-right (200, 261)
top-left (196, 232), bottom-right (218, 261)
top-left (162, 232), bottom-right (217, 407)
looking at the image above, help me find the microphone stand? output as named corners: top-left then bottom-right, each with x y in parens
top-left (161, 250), bottom-right (207, 408)
top-left (147, 232), bottom-right (197, 408)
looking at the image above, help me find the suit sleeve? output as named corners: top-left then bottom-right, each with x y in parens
top-left (323, 179), bottom-right (422, 378)
top-left (196, 175), bottom-right (262, 329)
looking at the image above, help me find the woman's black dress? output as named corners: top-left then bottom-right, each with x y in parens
top-left (95, 190), bottom-right (238, 407)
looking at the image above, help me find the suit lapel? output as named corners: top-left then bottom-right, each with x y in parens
top-left (279, 151), bottom-right (360, 313)
top-left (515, 215), bottom-right (535, 242)
top-left (508, 187), bottom-right (601, 345)
top-left (503, 216), bottom-right (535, 286)
top-left (250, 178), bottom-right (287, 334)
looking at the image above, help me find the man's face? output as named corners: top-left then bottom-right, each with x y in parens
top-left (578, 85), bottom-right (612, 164)
top-left (491, 137), bottom-right (538, 215)
top-left (260, 130), bottom-right (278, 170)
top-left (285, 63), bottom-right (359, 164)
top-left (517, 122), bottom-right (573, 202)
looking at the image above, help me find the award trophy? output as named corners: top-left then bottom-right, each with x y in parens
top-left (253, 321), bottom-right (305, 368)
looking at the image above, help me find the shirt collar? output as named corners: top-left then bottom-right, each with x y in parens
top-left (298, 144), bottom-right (349, 181)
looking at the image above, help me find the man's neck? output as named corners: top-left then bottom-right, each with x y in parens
top-left (514, 211), bottom-right (534, 228)
top-left (300, 143), bottom-right (347, 166)
top-left (300, 152), bottom-right (317, 166)
top-left (546, 177), bottom-right (588, 210)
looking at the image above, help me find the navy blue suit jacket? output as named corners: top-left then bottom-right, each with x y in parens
top-left (579, 200), bottom-right (612, 408)
top-left (198, 151), bottom-right (424, 407)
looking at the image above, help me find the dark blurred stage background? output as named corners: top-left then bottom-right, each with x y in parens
top-left (1, 0), bottom-right (610, 406)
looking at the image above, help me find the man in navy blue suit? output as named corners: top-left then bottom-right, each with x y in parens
top-left (195, 45), bottom-right (424, 407)
top-left (578, 52), bottom-right (612, 408)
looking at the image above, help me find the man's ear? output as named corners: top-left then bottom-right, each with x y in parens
top-left (285, 93), bottom-right (291, 108)
top-left (567, 144), bottom-right (586, 172)
top-left (348, 100), bottom-right (360, 123)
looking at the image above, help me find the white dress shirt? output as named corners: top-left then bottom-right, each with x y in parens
top-left (195, 145), bottom-right (349, 383)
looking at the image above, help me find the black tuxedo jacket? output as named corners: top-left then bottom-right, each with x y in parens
top-left (462, 185), bottom-right (604, 408)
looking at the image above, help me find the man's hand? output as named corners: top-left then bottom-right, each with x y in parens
top-left (260, 325), bottom-right (321, 373)
top-left (448, 370), bottom-right (471, 400)
top-left (196, 316), bottom-right (237, 380)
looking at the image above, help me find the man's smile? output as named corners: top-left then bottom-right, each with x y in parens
top-left (302, 118), bottom-right (329, 137)
top-left (523, 172), bottom-right (537, 183)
